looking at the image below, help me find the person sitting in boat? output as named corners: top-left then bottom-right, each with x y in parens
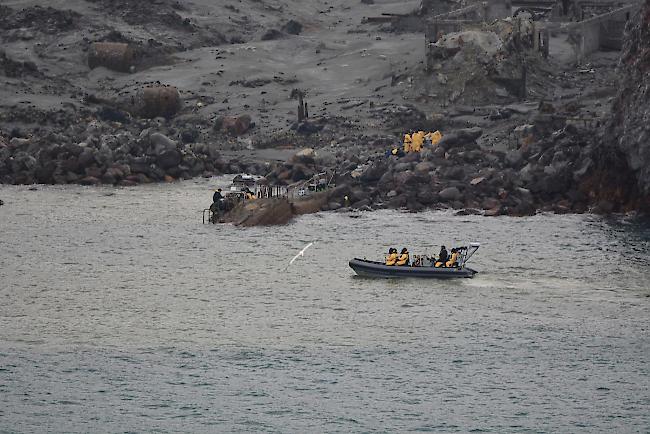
top-left (396, 248), bottom-right (410, 266)
top-left (385, 248), bottom-right (398, 266)
top-left (446, 248), bottom-right (459, 268)
top-left (435, 245), bottom-right (448, 267)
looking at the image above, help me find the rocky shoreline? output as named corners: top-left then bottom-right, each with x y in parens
top-left (1, 0), bottom-right (649, 219)
top-left (0, 102), bottom-right (643, 217)
top-left (0, 111), bottom-right (270, 187)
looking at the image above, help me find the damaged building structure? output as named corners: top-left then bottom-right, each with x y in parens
top-left (423, 0), bottom-right (642, 69)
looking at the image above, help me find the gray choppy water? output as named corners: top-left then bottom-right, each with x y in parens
top-left (1, 179), bottom-right (649, 433)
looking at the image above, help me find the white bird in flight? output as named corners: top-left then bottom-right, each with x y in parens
top-left (285, 242), bottom-right (314, 270)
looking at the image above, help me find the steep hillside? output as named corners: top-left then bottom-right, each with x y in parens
top-left (597, 0), bottom-right (650, 210)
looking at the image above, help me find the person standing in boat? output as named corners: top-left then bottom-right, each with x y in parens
top-left (385, 248), bottom-right (398, 266)
top-left (396, 248), bottom-right (410, 266)
top-left (435, 245), bottom-right (448, 267)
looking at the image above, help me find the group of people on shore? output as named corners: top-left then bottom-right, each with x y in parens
top-left (384, 245), bottom-right (460, 268)
top-left (387, 130), bottom-right (443, 157)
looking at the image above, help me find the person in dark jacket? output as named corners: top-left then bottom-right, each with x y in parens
top-left (435, 245), bottom-right (448, 267)
top-left (213, 188), bottom-right (223, 203)
top-left (212, 188), bottom-right (224, 212)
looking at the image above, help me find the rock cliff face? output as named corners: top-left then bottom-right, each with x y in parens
top-left (602, 1), bottom-right (650, 207)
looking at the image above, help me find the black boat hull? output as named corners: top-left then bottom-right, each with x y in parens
top-left (349, 258), bottom-right (477, 278)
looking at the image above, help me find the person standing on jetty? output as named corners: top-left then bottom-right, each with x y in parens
top-left (213, 188), bottom-right (223, 203)
top-left (211, 188), bottom-right (225, 213)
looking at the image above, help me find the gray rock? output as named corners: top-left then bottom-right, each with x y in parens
top-left (393, 171), bottom-right (416, 186)
top-left (417, 189), bottom-right (437, 205)
top-left (393, 162), bottom-right (412, 172)
top-left (150, 133), bottom-right (177, 154)
top-left (9, 138), bottom-right (30, 149)
top-left (456, 127), bottom-right (483, 142)
top-left (378, 171), bottom-right (393, 187)
top-left (157, 149), bottom-right (182, 169)
top-left (78, 149), bottom-right (96, 168)
top-left (441, 166), bottom-right (465, 180)
top-left (352, 198), bottom-right (371, 209)
top-left (519, 163), bottom-right (537, 183)
top-left (414, 161), bottom-right (434, 173)
top-left (505, 150), bottom-right (524, 168)
top-left (438, 186), bottom-right (461, 201)
top-left (360, 162), bottom-right (387, 182)
top-left (100, 134), bottom-right (121, 151)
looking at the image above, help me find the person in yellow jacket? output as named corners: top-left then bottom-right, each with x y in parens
top-left (411, 131), bottom-right (424, 152)
top-left (403, 133), bottom-right (412, 153)
top-left (445, 248), bottom-right (458, 268)
top-left (396, 247), bottom-right (410, 266)
top-left (385, 248), bottom-right (398, 266)
top-left (425, 130), bottom-right (443, 146)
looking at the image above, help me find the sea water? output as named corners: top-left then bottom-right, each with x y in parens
top-left (1, 179), bottom-right (648, 432)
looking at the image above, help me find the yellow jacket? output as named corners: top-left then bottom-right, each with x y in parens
top-left (403, 134), bottom-right (412, 153)
top-left (411, 131), bottom-right (424, 152)
top-left (396, 252), bottom-right (409, 266)
top-left (385, 253), bottom-right (398, 266)
top-left (446, 252), bottom-right (458, 268)
top-left (426, 130), bottom-right (443, 146)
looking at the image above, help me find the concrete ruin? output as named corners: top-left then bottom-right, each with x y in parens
top-left (564, 2), bottom-right (640, 63)
top-left (423, 0), bottom-right (642, 77)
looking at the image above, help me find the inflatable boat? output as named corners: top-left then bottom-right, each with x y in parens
top-left (349, 243), bottom-right (480, 279)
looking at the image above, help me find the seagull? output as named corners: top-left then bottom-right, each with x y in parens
top-left (285, 242), bottom-right (314, 270)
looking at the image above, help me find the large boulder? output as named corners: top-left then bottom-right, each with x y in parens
top-left (360, 161), bottom-right (388, 183)
top-left (438, 186), bottom-right (461, 201)
top-left (88, 42), bottom-right (135, 73)
top-left (150, 132), bottom-right (177, 154)
top-left (157, 149), bottom-right (182, 169)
